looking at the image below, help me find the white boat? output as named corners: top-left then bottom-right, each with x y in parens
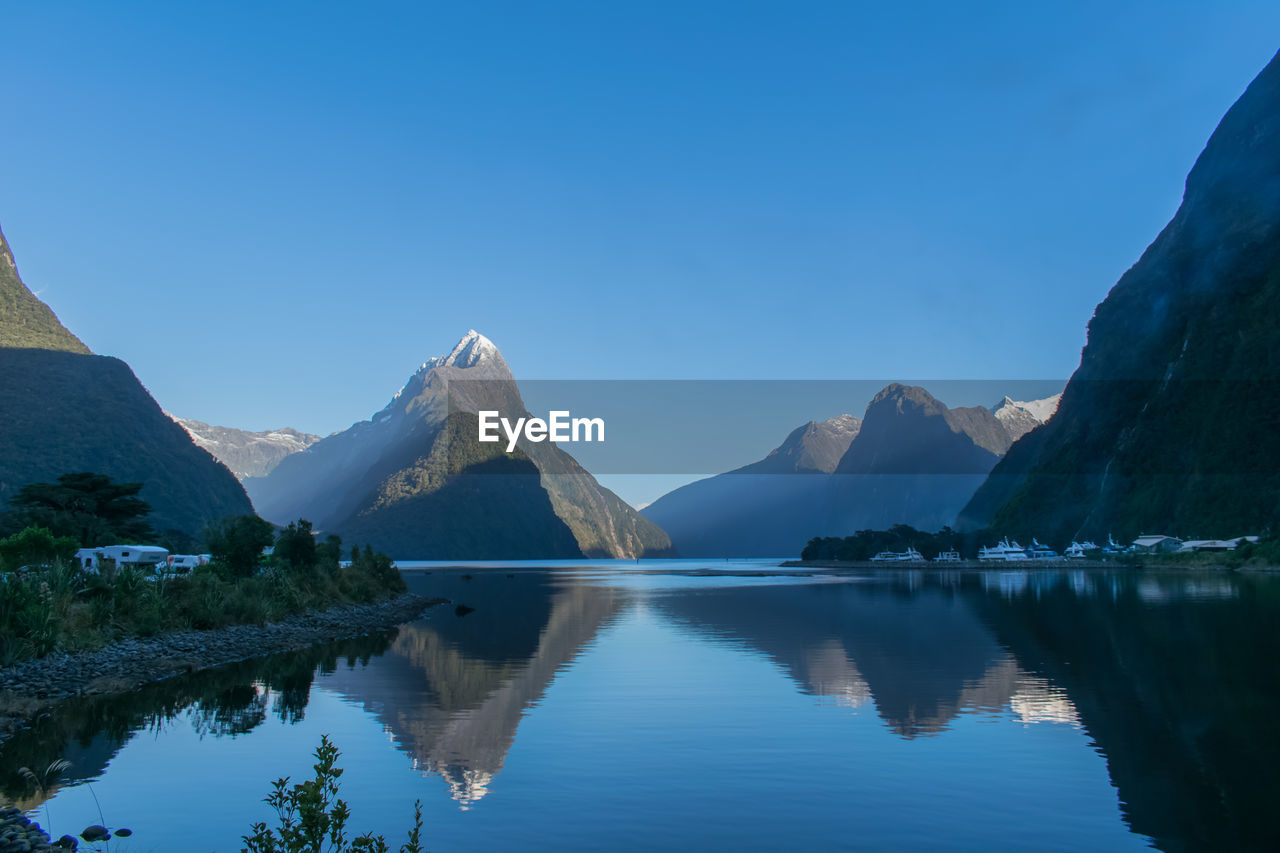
top-left (1064, 541), bottom-right (1097, 559)
top-left (978, 538), bottom-right (1028, 561)
top-left (870, 547), bottom-right (924, 562)
top-left (1099, 535), bottom-right (1124, 556)
top-left (1026, 539), bottom-right (1060, 560)
top-left (932, 550), bottom-right (962, 562)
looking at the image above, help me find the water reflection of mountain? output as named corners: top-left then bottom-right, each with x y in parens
top-left (320, 571), bottom-right (620, 807)
top-left (968, 572), bottom-right (1280, 852)
top-left (655, 580), bottom-right (1074, 737)
top-left (0, 635), bottom-right (395, 810)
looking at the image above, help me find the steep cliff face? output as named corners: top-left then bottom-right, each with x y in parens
top-left (248, 331), bottom-right (672, 558)
top-left (0, 348), bottom-right (254, 535)
top-left (0, 223), bottom-right (253, 536)
top-left (960, 49), bottom-right (1280, 541)
top-left (0, 225), bottom-right (90, 354)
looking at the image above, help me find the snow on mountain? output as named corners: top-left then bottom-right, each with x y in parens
top-left (426, 329), bottom-right (500, 370)
top-left (245, 329), bottom-right (671, 559)
top-left (389, 330), bottom-right (507, 407)
top-left (170, 415), bottom-right (323, 479)
top-left (990, 393), bottom-right (1063, 442)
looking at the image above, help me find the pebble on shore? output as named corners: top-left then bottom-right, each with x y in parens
top-left (0, 593), bottom-right (443, 746)
top-left (0, 806), bottom-right (58, 853)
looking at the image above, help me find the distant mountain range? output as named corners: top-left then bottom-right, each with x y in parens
top-left (960, 48), bottom-right (1280, 542)
top-left (642, 384), bottom-right (1059, 557)
top-left (170, 417), bottom-right (323, 479)
top-left (0, 224), bottom-right (253, 536)
top-left (246, 330), bottom-right (673, 559)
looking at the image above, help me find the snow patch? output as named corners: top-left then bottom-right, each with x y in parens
top-left (992, 393), bottom-right (1062, 425)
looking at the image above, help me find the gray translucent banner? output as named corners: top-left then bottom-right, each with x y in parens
top-left (446, 379), bottom-right (1067, 475)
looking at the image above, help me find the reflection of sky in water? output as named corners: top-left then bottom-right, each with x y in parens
top-left (19, 565), bottom-right (1267, 851)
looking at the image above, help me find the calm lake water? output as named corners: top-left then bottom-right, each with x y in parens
top-left (4, 560), bottom-right (1279, 851)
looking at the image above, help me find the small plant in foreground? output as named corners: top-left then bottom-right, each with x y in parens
top-left (19, 758), bottom-right (70, 839)
top-left (242, 735), bottom-right (424, 853)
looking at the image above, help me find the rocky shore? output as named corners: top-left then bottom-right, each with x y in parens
top-left (0, 593), bottom-right (443, 746)
top-left (0, 806), bottom-right (57, 852)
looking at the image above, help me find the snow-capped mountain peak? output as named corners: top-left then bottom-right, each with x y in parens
top-left (389, 330), bottom-right (506, 405)
top-left (423, 329), bottom-right (500, 371)
top-left (990, 393), bottom-right (1063, 442)
top-left (992, 393), bottom-right (1062, 424)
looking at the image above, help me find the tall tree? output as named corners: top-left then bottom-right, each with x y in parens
top-left (205, 514), bottom-right (275, 578)
top-left (8, 472), bottom-right (153, 545)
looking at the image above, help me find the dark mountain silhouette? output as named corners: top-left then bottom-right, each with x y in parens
top-left (961, 49), bottom-right (1280, 541)
top-left (0, 224), bottom-right (252, 536)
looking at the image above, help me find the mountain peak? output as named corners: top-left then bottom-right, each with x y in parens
top-left (742, 413), bottom-right (862, 474)
top-left (422, 329), bottom-right (501, 371)
top-left (991, 393), bottom-right (1062, 426)
top-left (0, 222), bottom-right (91, 354)
top-left (867, 383), bottom-right (946, 416)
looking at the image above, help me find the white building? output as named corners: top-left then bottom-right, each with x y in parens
top-left (1177, 536), bottom-right (1260, 553)
top-left (1130, 535), bottom-right (1183, 554)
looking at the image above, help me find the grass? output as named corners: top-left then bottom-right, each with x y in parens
top-left (0, 548), bottom-right (407, 665)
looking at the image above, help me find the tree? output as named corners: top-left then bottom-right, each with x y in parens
top-left (0, 526), bottom-right (79, 570)
top-left (274, 520), bottom-right (318, 574)
top-left (206, 515), bottom-right (275, 578)
top-left (315, 534), bottom-right (343, 573)
top-left (8, 472), bottom-right (153, 545)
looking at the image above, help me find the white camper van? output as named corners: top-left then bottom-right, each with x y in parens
top-left (163, 553), bottom-right (212, 574)
top-left (75, 545), bottom-right (170, 574)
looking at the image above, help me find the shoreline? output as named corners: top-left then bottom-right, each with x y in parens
top-left (781, 559), bottom-right (1118, 569)
top-left (778, 559), bottom-right (1266, 570)
top-left (0, 592), bottom-right (445, 747)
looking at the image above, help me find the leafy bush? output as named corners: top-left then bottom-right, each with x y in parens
top-left (207, 515), bottom-right (276, 578)
top-left (275, 520), bottom-right (319, 575)
top-left (0, 518), bottom-right (406, 662)
top-left (243, 735), bottom-right (424, 853)
top-left (0, 525), bottom-right (78, 570)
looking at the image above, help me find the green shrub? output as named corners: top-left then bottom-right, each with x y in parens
top-left (207, 515), bottom-right (276, 578)
top-left (242, 735), bottom-right (424, 853)
top-left (0, 525), bottom-right (79, 571)
top-left (0, 523), bottom-right (405, 663)
top-left (274, 520), bottom-right (318, 576)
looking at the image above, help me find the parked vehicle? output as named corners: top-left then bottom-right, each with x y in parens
top-left (75, 545), bottom-right (169, 573)
top-left (163, 553), bottom-right (212, 574)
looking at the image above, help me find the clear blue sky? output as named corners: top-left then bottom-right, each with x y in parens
top-left (2, 1), bottom-right (1278, 438)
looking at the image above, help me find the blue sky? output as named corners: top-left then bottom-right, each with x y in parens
top-left (2, 1), bottom-right (1279, 440)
